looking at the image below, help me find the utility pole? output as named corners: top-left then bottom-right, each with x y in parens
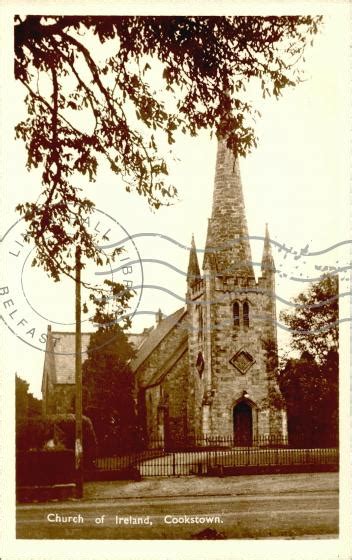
top-left (75, 245), bottom-right (83, 498)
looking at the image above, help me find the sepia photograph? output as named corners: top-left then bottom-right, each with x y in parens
top-left (0, 1), bottom-right (350, 559)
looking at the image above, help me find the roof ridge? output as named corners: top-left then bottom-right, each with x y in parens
top-left (144, 337), bottom-right (188, 388)
top-left (131, 307), bottom-right (186, 372)
top-left (51, 330), bottom-right (146, 336)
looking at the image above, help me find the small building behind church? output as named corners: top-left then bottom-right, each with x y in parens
top-left (42, 140), bottom-right (287, 448)
top-left (41, 328), bottom-right (150, 415)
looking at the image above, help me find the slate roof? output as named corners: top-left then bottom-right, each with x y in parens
top-left (43, 329), bottom-right (150, 386)
top-left (43, 306), bottom-right (186, 389)
top-left (51, 331), bottom-right (91, 384)
top-left (130, 307), bottom-right (187, 372)
top-left (143, 338), bottom-right (188, 388)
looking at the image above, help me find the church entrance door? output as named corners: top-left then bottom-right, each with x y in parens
top-left (233, 401), bottom-right (253, 446)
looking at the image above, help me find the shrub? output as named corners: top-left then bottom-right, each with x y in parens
top-left (16, 414), bottom-right (98, 463)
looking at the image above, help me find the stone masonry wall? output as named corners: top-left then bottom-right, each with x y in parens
top-left (186, 294), bottom-right (207, 441)
top-left (51, 384), bottom-right (75, 415)
top-left (136, 316), bottom-right (189, 445)
top-left (136, 317), bottom-right (187, 389)
top-left (162, 352), bottom-right (189, 443)
top-left (205, 276), bottom-right (286, 439)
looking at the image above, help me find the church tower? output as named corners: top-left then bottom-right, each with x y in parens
top-left (187, 140), bottom-right (287, 444)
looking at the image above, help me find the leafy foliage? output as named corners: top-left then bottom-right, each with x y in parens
top-left (279, 351), bottom-right (338, 446)
top-left (84, 278), bottom-right (135, 329)
top-left (260, 338), bottom-right (285, 410)
top-left (48, 413), bottom-right (98, 460)
top-left (280, 274), bottom-right (338, 363)
top-left (14, 15), bottom-right (322, 281)
top-left (16, 413), bottom-right (98, 461)
top-left (16, 374), bottom-right (42, 422)
top-left (279, 275), bottom-right (339, 446)
top-left (82, 299), bottom-right (139, 454)
top-left (83, 278), bottom-right (136, 331)
top-left (15, 372), bottom-right (97, 459)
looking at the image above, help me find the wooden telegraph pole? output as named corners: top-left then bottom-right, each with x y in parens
top-left (75, 245), bottom-right (83, 498)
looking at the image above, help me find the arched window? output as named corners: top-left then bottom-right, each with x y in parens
top-left (243, 301), bottom-right (249, 328)
top-left (233, 302), bottom-right (240, 327)
top-left (197, 305), bottom-right (203, 342)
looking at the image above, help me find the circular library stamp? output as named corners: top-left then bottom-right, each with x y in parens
top-left (0, 208), bottom-right (144, 354)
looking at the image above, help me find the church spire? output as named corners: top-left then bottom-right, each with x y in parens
top-left (187, 234), bottom-right (201, 287)
top-left (204, 139), bottom-right (254, 279)
top-left (261, 223), bottom-right (275, 274)
top-left (203, 218), bottom-right (214, 270)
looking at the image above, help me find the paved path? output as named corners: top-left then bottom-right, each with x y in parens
top-left (17, 473), bottom-right (338, 540)
top-left (83, 471), bottom-right (338, 500)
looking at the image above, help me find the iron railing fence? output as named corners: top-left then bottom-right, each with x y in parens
top-left (138, 434), bottom-right (338, 451)
top-left (91, 435), bottom-right (339, 478)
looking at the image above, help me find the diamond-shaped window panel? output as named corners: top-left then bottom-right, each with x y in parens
top-left (230, 350), bottom-right (254, 375)
top-left (196, 352), bottom-right (205, 376)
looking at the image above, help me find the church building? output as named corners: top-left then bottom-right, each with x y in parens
top-left (42, 139), bottom-right (287, 447)
top-left (132, 140), bottom-right (287, 446)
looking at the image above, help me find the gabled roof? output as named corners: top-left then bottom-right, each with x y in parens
top-left (42, 307), bottom-right (187, 388)
top-left (49, 332), bottom-right (91, 384)
top-left (43, 328), bottom-right (149, 386)
top-left (130, 307), bottom-right (187, 372)
top-left (143, 338), bottom-right (188, 388)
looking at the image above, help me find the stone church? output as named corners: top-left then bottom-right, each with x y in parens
top-left (42, 140), bottom-right (287, 447)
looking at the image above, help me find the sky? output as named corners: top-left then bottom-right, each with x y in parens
top-left (1, 9), bottom-right (350, 399)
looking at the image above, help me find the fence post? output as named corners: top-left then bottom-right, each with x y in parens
top-left (172, 451), bottom-right (176, 476)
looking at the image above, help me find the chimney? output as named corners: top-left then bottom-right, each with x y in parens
top-left (156, 309), bottom-right (163, 325)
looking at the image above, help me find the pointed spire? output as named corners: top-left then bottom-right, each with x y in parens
top-left (204, 139), bottom-right (254, 279)
top-left (187, 234), bottom-right (201, 286)
top-left (203, 218), bottom-right (215, 270)
top-left (261, 223), bottom-right (275, 274)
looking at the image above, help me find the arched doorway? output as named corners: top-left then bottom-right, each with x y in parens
top-left (233, 401), bottom-right (253, 446)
